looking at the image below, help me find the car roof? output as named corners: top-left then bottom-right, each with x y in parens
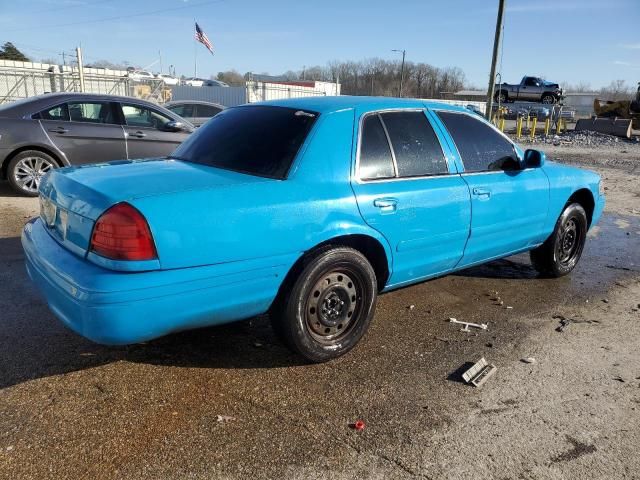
top-left (0, 92), bottom-right (178, 118)
top-left (253, 96), bottom-right (470, 114)
top-left (165, 100), bottom-right (225, 107)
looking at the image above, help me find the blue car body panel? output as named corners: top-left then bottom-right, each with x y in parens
top-left (23, 96), bottom-right (605, 345)
top-left (23, 218), bottom-right (293, 344)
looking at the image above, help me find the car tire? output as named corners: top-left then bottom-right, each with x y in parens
top-left (541, 94), bottom-right (556, 104)
top-left (271, 246), bottom-right (378, 363)
top-left (530, 203), bottom-right (588, 277)
top-left (7, 150), bottom-right (58, 197)
top-left (495, 91), bottom-right (508, 103)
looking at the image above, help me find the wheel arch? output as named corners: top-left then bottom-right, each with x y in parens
top-left (1, 145), bottom-right (65, 180)
top-left (272, 233), bottom-right (392, 316)
top-left (567, 188), bottom-right (595, 226)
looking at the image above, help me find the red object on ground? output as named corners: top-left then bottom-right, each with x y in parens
top-left (353, 420), bottom-right (365, 431)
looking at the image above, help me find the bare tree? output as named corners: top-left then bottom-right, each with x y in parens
top-left (599, 80), bottom-right (634, 101)
top-left (215, 70), bottom-right (245, 86)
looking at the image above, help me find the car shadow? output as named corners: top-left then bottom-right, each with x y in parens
top-left (0, 179), bottom-right (25, 198)
top-left (454, 254), bottom-right (540, 280)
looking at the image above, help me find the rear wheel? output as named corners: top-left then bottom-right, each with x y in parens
top-left (271, 247), bottom-right (377, 363)
top-left (7, 150), bottom-right (58, 197)
top-left (530, 203), bottom-right (588, 277)
top-left (495, 90), bottom-right (508, 103)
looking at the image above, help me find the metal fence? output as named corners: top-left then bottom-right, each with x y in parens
top-left (245, 81), bottom-right (330, 103)
top-left (0, 66), bottom-right (132, 104)
top-left (169, 85), bottom-right (248, 106)
top-left (169, 82), bottom-right (335, 107)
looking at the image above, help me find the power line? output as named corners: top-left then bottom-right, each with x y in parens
top-left (24, 0), bottom-right (116, 15)
top-left (5, 0), bottom-right (225, 32)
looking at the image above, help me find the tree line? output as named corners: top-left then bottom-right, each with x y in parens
top-left (217, 58), bottom-right (468, 98)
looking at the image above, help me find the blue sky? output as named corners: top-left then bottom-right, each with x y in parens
top-left (1, 0), bottom-right (639, 89)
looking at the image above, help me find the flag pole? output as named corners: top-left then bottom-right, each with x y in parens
top-left (193, 20), bottom-right (198, 78)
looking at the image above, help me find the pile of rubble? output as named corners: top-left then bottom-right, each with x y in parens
top-left (516, 129), bottom-right (640, 148)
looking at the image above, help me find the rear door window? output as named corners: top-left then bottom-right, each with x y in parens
top-left (436, 111), bottom-right (518, 172)
top-left (68, 102), bottom-right (117, 124)
top-left (34, 104), bottom-right (69, 121)
top-left (380, 111), bottom-right (448, 177)
top-left (359, 114), bottom-right (395, 180)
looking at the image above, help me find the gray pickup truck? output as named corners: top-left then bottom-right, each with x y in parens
top-left (495, 76), bottom-right (563, 104)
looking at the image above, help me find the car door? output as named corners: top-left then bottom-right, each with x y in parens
top-left (521, 77), bottom-right (539, 101)
top-left (119, 102), bottom-right (189, 158)
top-left (434, 110), bottom-right (550, 268)
top-left (36, 101), bottom-right (126, 165)
top-left (350, 109), bottom-right (471, 288)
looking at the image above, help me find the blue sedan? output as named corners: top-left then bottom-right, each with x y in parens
top-left (22, 97), bottom-right (605, 362)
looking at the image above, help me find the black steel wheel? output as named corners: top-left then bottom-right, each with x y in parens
top-left (495, 91), bottom-right (508, 103)
top-left (530, 203), bottom-right (588, 277)
top-left (271, 246), bottom-right (377, 362)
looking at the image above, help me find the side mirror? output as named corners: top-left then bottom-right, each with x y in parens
top-left (164, 120), bottom-right (191, 133)
top-left (523, 149), bottom-right (546, 168)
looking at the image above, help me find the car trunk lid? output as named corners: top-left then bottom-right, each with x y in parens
top-left (38, 157), bottom-right (269, 261)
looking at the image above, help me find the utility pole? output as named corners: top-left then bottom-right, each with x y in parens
top-left (486, 0), bottom-right (506, 120)
top-left (76, 46), bottom-right (85, 92)
top-left (392, 49), bottom-right (406, 97)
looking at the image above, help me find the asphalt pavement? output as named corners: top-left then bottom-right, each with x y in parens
top-left (1, 151), bottom-right (639, 479)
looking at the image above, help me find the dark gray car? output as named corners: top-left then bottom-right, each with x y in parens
top-left (0, 93), bottom-right (194, 196)
top-left (164, 100), bottom-right (225, 127)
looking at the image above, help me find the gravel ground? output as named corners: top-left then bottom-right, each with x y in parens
top-left (0, 145), bottom-right (639, 479)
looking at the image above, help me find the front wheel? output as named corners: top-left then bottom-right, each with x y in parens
top-left (530, 203), bottom-right (588, 277)
top-left (271, 247), bottom-right (378, 363)
top-left (495, 91), bottom-right (508, 103)
top-left (541, 94), bottom-right (556, 104)
top-left (7, 150), bottom-right (58, 196)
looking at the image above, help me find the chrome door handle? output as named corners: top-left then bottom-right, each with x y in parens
top-left (472, 187), bottom-right (491, 198)
top-left (49, 127), bottom-right (68, 134)
top-left (373, 197), bottom-right (398, 213)
top-left (129, 131), bottom-right (146, 138)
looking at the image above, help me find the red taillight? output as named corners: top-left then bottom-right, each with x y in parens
top-left (90, 203), bottom-right (157, 261)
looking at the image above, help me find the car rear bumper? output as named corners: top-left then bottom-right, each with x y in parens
top-left (22, 218), bottom-right (292, 345)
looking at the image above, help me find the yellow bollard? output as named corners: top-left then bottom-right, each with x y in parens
top-left (499, 116), bottom-right (505, 132)
top-left (556, 117), bottom-right (562, 134)
top-left (530, 117), bottom-right (538, 139)
top-left (516, 116), bottom-right (523, 139)
top-left (544, 118), bottom-right (551, 136)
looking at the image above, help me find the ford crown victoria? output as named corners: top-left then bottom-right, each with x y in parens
top-left (22, 97), bottom-right (605, 362)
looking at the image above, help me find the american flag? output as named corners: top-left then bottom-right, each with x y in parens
top-left (194, 22), bottom-right (214, 54)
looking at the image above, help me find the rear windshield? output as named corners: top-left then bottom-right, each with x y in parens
top-left (170, 105), bottom-right (318, 179)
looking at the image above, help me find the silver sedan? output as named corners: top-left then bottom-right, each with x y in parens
top-left (0, 93), bottom-right (194, 196)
